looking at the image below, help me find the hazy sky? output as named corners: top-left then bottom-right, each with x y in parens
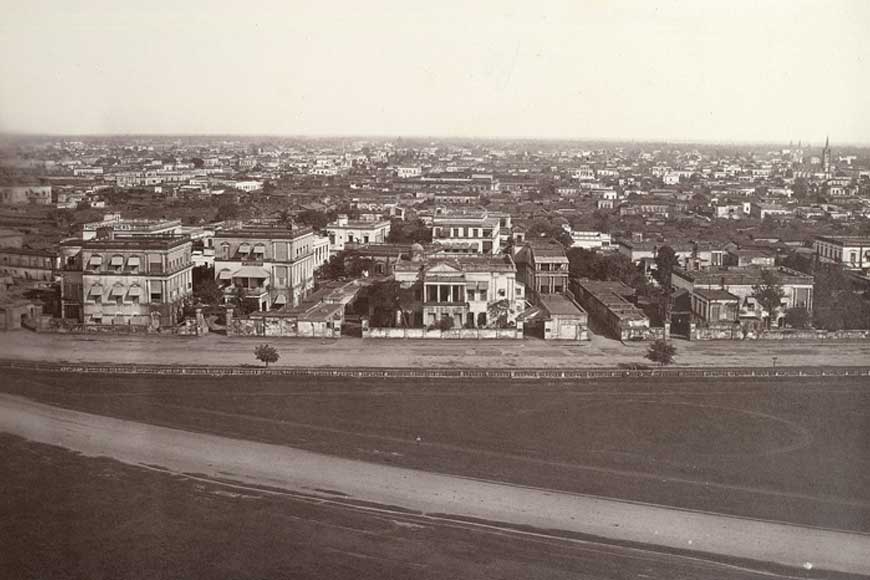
top-left (1, 0), bottom-right (868, 143)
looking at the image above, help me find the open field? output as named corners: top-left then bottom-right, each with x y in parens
top-left (3, 369), bottom-right (869, 533)
top-left (3, 400), bottom-right (869, 578)
top-left (3, 330), bottom-right (870, 368)
top-left (2, 433), bottom-right (846, 580)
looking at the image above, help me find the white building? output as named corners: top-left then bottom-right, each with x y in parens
top-left (393, 252), bottom-right (526, 329)
top-left (396, 166), bottom-right (422, 179)
top-left (569, 230), bottom-right (612, 250)
top-left (813, 236), bottom-right (870, 271)
top-left (325, 215), bottom-right (391, 255)
top-left (214, 224), bottom-right (328, 310)
top-left (432, 212), bottom-right (501, 255)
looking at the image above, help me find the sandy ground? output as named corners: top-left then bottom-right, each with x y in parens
top-left (2, 393), bottom-right (868, 575)
top-left (2, 330), bottom-right (870, 368)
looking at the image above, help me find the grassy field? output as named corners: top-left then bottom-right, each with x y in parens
top-left (3, 369), bottom-right (870, 532)
top-left (0, 433), bottom-right (801, 580)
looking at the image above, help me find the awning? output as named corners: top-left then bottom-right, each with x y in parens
top-left (111, 285), bottom-right (125, 296)
top-left (232, 265), bottom-right (270, 279)
top-left (273, 294), bottom-right (287, 305)
top-left (218, 270), bottom-right (232, 280)
top-left (110, 256), bottom-right (124, 266)
top-left (127, 286), bottom-right (142, 296)
top-left (127, 256), bottom-right (140, 266)
top-left (238, 243), bottom-right (251, 253)
top-left (474, 281), bottom-right (490, 290)
top-left (89, 256), bottom-right (102, 265)
top-left (88, 286), bottom-right (103, 296)
top-left (253, 244), bottom-right (266, 254)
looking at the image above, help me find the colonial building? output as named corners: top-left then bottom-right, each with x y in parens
top-left (62, 235), bottom-right (193, 327)
top-left (689, 288), bottom-right (740, 324)
top-left (513, 238), bottom-right (569, 299)
top-left (570, 278), bottom-right (654, 341)
top-left (326, 215), bottom-right (391, 254)
top-left (394, 250), bottom-right (525, 329)
top-left (0, 247), bottom-right (58, 284)
top-left (214, 224), bottom-right (328, 311)
top-left (569, 230), bottom-right (612, 250)
top-left (672, 266), bottom-right (814, 327)
top-left (431, 211), bottom-right (501, 255)
top-left (0, 185), bottom-right (52, 205)
top-left (81, 214), bottom-right (183, 240)
top-left (813, 236), bottom-right (870, 272)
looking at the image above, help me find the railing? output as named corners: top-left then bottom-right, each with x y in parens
top-left (1, 359), bottom-right (869, 380)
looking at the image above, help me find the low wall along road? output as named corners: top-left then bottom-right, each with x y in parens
top-left (1, 358), bottom-right (869, 380)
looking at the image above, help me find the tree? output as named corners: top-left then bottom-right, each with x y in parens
top-left (362, 280), bottom-right (402, 327)
top-left (654, 245), bottom-right (680, 287)
top-left (386, 218), bottom-right (432, 244)
top-left (487, 299), bottom-right (513, 328)
top-left (784, 306), bottom-right (811, 329)
top-left (254, 343), bottom-right (279, 367)
top-left (193, 269), bottom-right (224, 305)
top-left (297, 209), bottom-right (334, 231)
top-left (646, 339), bottom-right (677, 366)
top-left (215, 201), bottom-right (240, 222)
top-left (751, 270), bottom-right (785, 328)
top-left (654, 245), bottom-right (679, 323)
top-left (526, 218), bottom-right (573, 247)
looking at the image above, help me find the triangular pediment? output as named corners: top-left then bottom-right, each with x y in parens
top-left (425, 261), bottom-right (462, 274)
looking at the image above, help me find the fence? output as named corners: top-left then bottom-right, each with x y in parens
top-left (2, 358), bottom-right (868, 381)
top-left (363, 327), bottom-right (524, 340)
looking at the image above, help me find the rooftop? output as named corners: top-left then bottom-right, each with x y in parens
top-left (539, 294), bottom-right (587, 317)
top-left (81, 235), bottom-right (191, 251)
top-left (675, 266), bottom-right (813, 286)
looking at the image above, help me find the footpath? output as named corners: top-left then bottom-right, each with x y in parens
top-left (1, 330), bottom-right (869, 369)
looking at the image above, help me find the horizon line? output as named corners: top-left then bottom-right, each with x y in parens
top-left (1, 131), bottom-right (867, 149)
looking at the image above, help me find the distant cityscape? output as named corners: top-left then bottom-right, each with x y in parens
top-left (0, 135), bottom-right (868, 341)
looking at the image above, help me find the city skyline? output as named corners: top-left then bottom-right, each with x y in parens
top-left (1, 1), bottom-right (869, 143)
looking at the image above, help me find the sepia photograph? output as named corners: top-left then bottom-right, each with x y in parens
top-left (1, 1), bottom-right (869, 578)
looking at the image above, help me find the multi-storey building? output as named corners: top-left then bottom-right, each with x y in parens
top-left (0, 247), bottom-right (58, 284)
top-left (325, 215), bottom-right (391, 255)
top-left (214, 224), bottom-right (328, 311)
top-left (813, 236), bottom-right (870, 272)
top-left (513, 238), bottom-right (569, 298)
top-left (81, 214), bottom-right (183, 240)
top-left (61, 235), bottom-right (193, 327)
top-left (431, 211), bottom-right (501, 255)
top-left (671, 266), bottom-right (814, 327)
top-left (0, 185), bottom-right (53, 205)
top-left (394, 250), bottom-right (525, 329)
top-left (569, 230), bottom-right (612, 250)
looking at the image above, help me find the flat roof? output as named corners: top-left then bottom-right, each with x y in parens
top-left (539, 294), bottom-right (587, 317)
top-left (815, 236), bottom-right (870, 246)
top-left (81, 235), bottom-right (191, 251)
top-left (694, 288), bottom-right (739, 301)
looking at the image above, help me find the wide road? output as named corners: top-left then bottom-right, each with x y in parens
top-left (1, 394), bottom-right (869, 576)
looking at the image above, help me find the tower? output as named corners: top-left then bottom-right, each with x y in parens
top-left (822, 136), bottom-right (831, 176)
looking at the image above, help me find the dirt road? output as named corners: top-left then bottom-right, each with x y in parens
top-left (1, 394), bottom-right (868, 575)
top-left (3, 330), bottom-right (870, 369)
